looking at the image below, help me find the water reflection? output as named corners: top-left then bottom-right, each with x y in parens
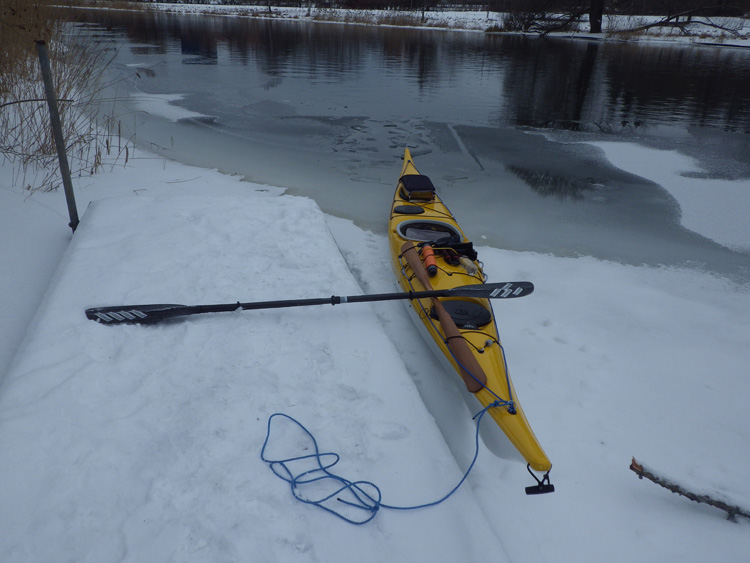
top-left (70, 9), bottom-right (750, 133)
top-left (180, 30), bottom-right (218, 64)
top-left (66, 9), bottom-right (750, 280)
top-left (495, 35), bottom-right (605, 130)
top-left (494, 33), bottom-right (750, 133)
top-left (507, 165), bottom-right (595, 200)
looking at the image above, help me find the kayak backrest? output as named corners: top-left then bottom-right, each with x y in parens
top-left (432, 240), bottom-right (478, 261)
top-left (399, 174), bottom-right (435, 201)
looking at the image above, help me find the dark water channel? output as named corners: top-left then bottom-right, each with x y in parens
top-left (72, 9), bottom-right (750, 281)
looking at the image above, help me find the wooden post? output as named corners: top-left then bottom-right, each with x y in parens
top-left (35, 40), bottom-right (79, 233)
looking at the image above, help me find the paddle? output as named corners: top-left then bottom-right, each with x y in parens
top-left (400, 242), bottom-right (492, 393)
top-left (86, 281), bottom-right (533, 325)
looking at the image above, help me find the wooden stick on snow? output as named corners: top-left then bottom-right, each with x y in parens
top-left (630, 457), bottom-right (750, 523)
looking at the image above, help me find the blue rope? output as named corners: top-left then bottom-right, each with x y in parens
top-left (261, 404), bottom-right (500, 525)
top-left (449, 347), bottom-right (516, 413)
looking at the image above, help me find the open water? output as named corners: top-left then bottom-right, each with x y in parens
top-left (72, 9), bottom-right (750, 280)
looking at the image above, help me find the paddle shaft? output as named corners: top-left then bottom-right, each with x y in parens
top-left (197, 288), bottom-right (476, 312)
top-left (86, 282), bottom-right (532, 325)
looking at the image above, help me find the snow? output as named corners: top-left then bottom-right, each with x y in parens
top-left (2, 7), bottom-right (750, 562)
top-left (591, 142), bottom-right (750, 252)
top-left (2, 139), bottom-right (749, 561)
top-left (0, 163), bottom-right (506, 562)
top-left (130, 93), bottom-right (210, 122)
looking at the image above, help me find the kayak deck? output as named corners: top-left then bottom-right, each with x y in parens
top-left (387, 148), bottom-right (552, 477)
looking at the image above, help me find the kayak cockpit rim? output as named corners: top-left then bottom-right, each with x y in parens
top-left (395, 219), bottom-right (462, 243)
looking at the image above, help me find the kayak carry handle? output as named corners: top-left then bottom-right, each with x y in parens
top-left (525, 465), bottom-right (555, 495)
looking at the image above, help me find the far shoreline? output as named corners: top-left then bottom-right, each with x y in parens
top-left (75, 2), bottom-right (750, 49)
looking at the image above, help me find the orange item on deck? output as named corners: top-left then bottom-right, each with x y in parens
top-left (422, 244), bottom-right (438, 276)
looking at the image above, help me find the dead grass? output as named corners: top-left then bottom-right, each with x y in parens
top-left (0, 0), bottom-right (128, 192)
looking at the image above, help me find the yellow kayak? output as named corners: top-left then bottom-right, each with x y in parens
top-left (388, 148), bottom-right (553, 490)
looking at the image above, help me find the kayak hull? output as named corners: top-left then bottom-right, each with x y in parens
top-left (388, 148), bottom-right (551, 473)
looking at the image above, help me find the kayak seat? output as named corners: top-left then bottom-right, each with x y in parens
top-left (399, 174), bottom-right (435, 201)
top-left (431, 299), bottom-right (492, 329)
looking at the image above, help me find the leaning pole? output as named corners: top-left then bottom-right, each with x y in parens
top-left (35, 40), bottom-right (79, 233)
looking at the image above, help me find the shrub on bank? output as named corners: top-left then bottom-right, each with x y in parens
top-left (0, 0), bottom-right (126, 192)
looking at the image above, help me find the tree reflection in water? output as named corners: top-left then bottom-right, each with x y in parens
top-left (69, 8), bottom-right (750, 134)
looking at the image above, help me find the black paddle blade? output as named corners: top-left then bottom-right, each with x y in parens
top-left (449, 281), bottom-right (534, 299)
top-left (86, 304), bottom-right (193, 324)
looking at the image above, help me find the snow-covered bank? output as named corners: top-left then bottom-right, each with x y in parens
top-left (1, 145), bottom-right (749, 561)
top-left (1, 191), bottom-right (506, 562)
top-left (0, 153), bottom-right (260, 378)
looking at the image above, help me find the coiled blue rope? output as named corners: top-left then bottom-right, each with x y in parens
top-left (261, 404), bottom-right (500, 525)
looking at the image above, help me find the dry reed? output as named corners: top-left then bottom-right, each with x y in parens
top-left (1, 0), bottom-right (128, 192)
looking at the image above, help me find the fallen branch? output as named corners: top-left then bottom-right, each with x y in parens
top-left (630, 458), bottom-right (750, 522)
top-left (538, 12), bottom-right (586, 37)
top-left (612, 7), bottom-right (744, 37)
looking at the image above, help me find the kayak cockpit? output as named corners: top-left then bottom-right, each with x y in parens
top-left (396, 220), bottom-right (461, 243)
top-left (430, 299), bottom-right (492, 329)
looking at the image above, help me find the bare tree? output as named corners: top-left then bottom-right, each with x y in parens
top-left (501, 1), bottom-right (609, 34)
top-left (590, 0), bottom-right (604, 32)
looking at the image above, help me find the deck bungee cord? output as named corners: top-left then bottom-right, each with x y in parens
top-left (261, 405), bottom-right (501, 525)
top-left (390, 200), bottom-right (455, 221)
top-left (434, 331), bottom-right (556, 496)
top-left (395, 240), bottom-right (555, 491)
top-left (412, 240), bottom-right (487, 283)
top-left (399, 254), bottom-right (516, 412)
top-left (444, 335), bottom-right (517, 414)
